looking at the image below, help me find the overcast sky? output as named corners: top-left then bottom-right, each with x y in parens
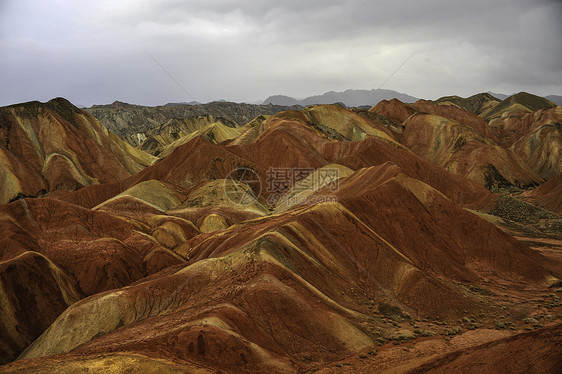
top-left (0, 0), bottom-right (561, 106)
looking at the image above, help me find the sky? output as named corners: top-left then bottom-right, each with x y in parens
top-left (0, 0), bottom-right (561, 107)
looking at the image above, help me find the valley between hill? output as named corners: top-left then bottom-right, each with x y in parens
top-left (0, 92), bottom-right (560, 373)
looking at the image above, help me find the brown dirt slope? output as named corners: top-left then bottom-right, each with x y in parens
top-left (369, 97), bottom-right (559, 189)
top-left (0, 98), bottom-right (155, 204)
top-left (11, 163), bottom-right (560, 372)
top-left (406, 323), bottom-right (562, 374)
top-left (522, 172), bottom-right (562, 213)
top-left (511, 107), bottom-right (562, 180)
top-left (1, 100), bottom-right (561, 373)
top-left (0, 196), bottom-right (195, 362)
top-left (401, 113), bottom-right (542, 189)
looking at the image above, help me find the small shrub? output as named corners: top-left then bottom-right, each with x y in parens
top-left (376, 337), bottom-right (387, 345)
top-left (495, 321), bottom-right (513, 329)
top-left (444, 326), bottom-right (463, 335)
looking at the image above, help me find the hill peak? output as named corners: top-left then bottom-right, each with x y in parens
top-left (507, 91), bottom-right (557, 110)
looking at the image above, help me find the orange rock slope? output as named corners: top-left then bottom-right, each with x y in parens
top-left (0, 97), bottom-right (561, 373)
top-left (370, 93), bottom-right (561, 190)
top-left (0, 98), bottom-right (155, 204)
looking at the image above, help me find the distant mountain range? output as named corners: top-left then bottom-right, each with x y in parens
top-left (263, 89), bottom-right (419, 107)
top-left (93, 90), bottom-right (561, 109)
top-left (488, 92), bottom-right (562, 105)
top-left (487, 92), bottom-right (510, 100)
top-left (163, 101), bottom-right (202, 106)
top-left (546, 95), bottom-right (562, 105)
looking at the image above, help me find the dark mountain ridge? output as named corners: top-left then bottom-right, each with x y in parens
top-left (263, 88), bottom-right (419, 107)
top-left (85, 101), bottom-right (302, 146)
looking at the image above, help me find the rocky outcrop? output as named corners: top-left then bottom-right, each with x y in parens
top-left (86, 101), bottom-right (302, 146)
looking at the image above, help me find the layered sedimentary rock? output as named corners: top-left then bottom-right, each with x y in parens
top-left (0, 98), bottom-right (155, 204)
top-left (0, 97), bottom-right (560, 372)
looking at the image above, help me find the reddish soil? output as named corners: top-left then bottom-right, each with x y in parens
top-left (1, 98), bottom-right (561, 372)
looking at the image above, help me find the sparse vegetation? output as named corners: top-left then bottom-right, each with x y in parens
top-left (545, 294), bottom-right (561, 309)
top-left (484, 164), bottom-right (514, 191)
top-left (494, 321), bottom-right (514, 330)
top-left (444, 326), bottom-right (463, 335)
top-left (391, 332), bottom-right (415, 341)
top-left (491, 194), bottom-right (554, 224)
top-left (413, 328), bottom-right (434, 337)
top-left (378, 302), bottom-right (410, 321)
